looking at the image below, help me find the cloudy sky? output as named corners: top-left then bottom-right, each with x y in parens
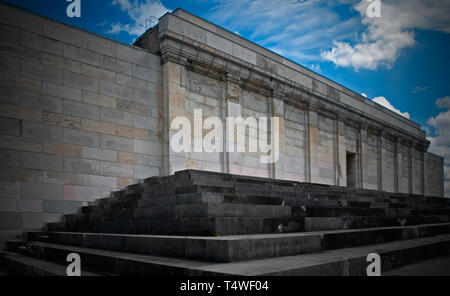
top-left (5, 0), bottom-right (450, 196)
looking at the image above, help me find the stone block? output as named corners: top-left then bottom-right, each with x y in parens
top-left (134, 165), bottom-right (159, 179)
top-left (63, 43), bottom-right (99, 66)
top-left (0, 212), bottom-right (22, 229)
top-left (132, 88), bottom-right (160, 107)
top-left (0, 54), bottom-right (20, 74)
top-left (63, 128), bottom-right (99, 147)
top-left (78, 174), bottom-right (117, 188)
top-left (99, 55), bottom-right (132, 76)
top-left (0, 5), bottom-right (43, 35)
top-left (82, 91), bottom-right (117, 108)
top-left (0, 180), bottom-right (21, 199)
top-left (0, 136), bottom-right (42, 153)
top-left (64, 185), bottom-right (103, 202)
top-left (0, 85), bottom-right (20, 105)
top-left (133, 139), bottom-right (162, 156)
top-left (21, 152), bottom-right (63, 171)
top-left (0, 116), bottom-right (20, 136)
top-left (63, 71), bottom-right (99, 93)
top-left (101, 135), bottom-right (133, 152)
top-left (116, 99), bottom-right (148, 115)
top-left (42, 112), bottom-right (82, 129)
top-left (21, 60), bottom-right (62, 84)
top-left (0, 149), bottom-right (20, 167)
top-left (21, 30), bottom-right (62, 55)
top-left (64, 157), bottom-right (100, 175)
top-left (21, 90), bottom-right (62, 113)
top-left (43, 142), bottom-right (82, 157)
top-left (22, 212), bottom-right (61, 229)
top-left (81, 119), bottom-right (117, 135)
top-left (42, 82), bottom-right (82, 102)
top-left (117, 44), bottom-right (153, 67)
top-left (0, 199), bottom-right (42, 213)
top-left (132, 114), bottom-right (160, 131)
top-left (43, 200), bottom-right (83, 214)
top-left (117, 73), bottom-right (148, 91)
top-left (82, 64), bottom-right (116, 82)
top-left (82, 147), bottom-right (117, 162)
top-left (21, 121), bottom-right (63, 142)
top-left (0, 23), bottom-right (20, 45)
top-left (43, 19), bottom-right (81, 46)
top-left (63, 99), bottom-right (100, 120)
top-left (82, 33), bottom-right (117, 57)
top-left (132, 64), bottom-right (160, 83)
top-left (101, 107), bottom-right (132, 126)
top-left (100, 80), bottom-right (132, 101)
top-left (101, 161), bottom-right (133, 177)
top-left (117, 126), bottom-right (148, 140)
top-left (22, 182), bottom-right (64, 200)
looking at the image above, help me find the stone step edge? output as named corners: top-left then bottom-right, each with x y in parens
top-left (21, 233), bottom-right (450, 276)
top-left (0, 252), bottom-right (102, 276)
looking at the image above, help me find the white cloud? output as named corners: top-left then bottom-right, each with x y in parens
top-left (207, 0), bottom-right (359, 63)
top-left (361, 93), bottom-right (368, 98)
top-left (411, 86), bottom-right (430, 93)
top-left (321, 0), bottom-right (450, 70)
top-left (103, 0), bottom-right (170, 37)
top-left (436, 96), bottom-right (450, 109)
top-left (372, 96), bottom-right (410, 119)
top-left (426, 97), bottom-right (450, 197)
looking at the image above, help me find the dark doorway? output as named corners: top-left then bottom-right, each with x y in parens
top-left (346, 152), bottom-right (357, 188)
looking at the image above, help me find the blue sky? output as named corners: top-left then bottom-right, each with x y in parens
top-left (3, 0), bottom-right (450, 195)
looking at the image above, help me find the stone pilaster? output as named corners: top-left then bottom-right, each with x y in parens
top-left (306, 105), bottom-right (319, 184)
top-left (336, 117), bottom-right (346, 186)
top-left (272, 93), bottom-right (285, 180)
top-left (359, 125), bottom-right (368, 189)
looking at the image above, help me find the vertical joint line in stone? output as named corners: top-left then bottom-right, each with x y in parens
top-left (394, 137), bottom-right (399, 193)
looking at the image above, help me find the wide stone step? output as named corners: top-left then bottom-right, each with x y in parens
top-left (0, 252), bottom-right (102, 276)
top-left (18, 233), bottom-right (450, 275)
top-left (192, 233), bottom-right (450, 276)
top-left (304, 215), bottom-right (450, 231)
top-left (25, 222), bottom-right (450, 263)
top-left (82, 217), bottom-right (306, 236)
top-left (134, 204), bottom-right (292, 219)
top-left (293, 207), bottom-right (386, 217)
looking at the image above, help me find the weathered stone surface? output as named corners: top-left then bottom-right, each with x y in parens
top-left (21, 121), bottom-right (62, 142)
top-left (63, 128), bottom-right (99, 148)
top-left (22, 182), bottom-right (63, 200)
top-left (0, 117), bottom-right (20, 136)
top-left (21, 152), bottom-right (63, 171)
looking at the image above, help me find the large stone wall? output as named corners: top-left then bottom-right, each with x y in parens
top-left (0, 3), bottom-right (163, 243)
top-left (144, 8), bottom-right (443, 198)
top-left (0, 4), bottom-right (445, 246)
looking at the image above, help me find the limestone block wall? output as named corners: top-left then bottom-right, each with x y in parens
top-left (0, 3), bottom-right (163, 242)
top-left (425, 152), bottom-right (444, 197)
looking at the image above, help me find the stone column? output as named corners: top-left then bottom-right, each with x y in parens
top-left (272, 93), bottom-right (285, 180)
top-left (377, 131), bottom-right (383, 191)
top-left (379, 132), bottom-right (387, 191)
top-left (394, 137), bottom-right (401, 193)
top-left (359, 125), bottom-right (368, 189)
top-left (306, 105), bottom-right (320, 184)
top-left (224, 74), bottom-right (243, 175)
top-left (336, 116), bottom-right (346, 186)
top-left (408, 143), bottom-right (413, 194)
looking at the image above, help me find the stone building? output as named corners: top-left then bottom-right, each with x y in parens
top-left (0, 3), bottom-right (444, 244)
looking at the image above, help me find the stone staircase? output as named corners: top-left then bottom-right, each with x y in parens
top-left (1, 169), bottom-right (450, 276)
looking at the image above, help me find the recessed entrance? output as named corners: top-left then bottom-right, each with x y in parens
top-left (346, 152), bottom-right (357, 188)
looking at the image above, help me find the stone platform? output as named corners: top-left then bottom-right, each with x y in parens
top-left (1, 170), bottom-right (450, 276)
